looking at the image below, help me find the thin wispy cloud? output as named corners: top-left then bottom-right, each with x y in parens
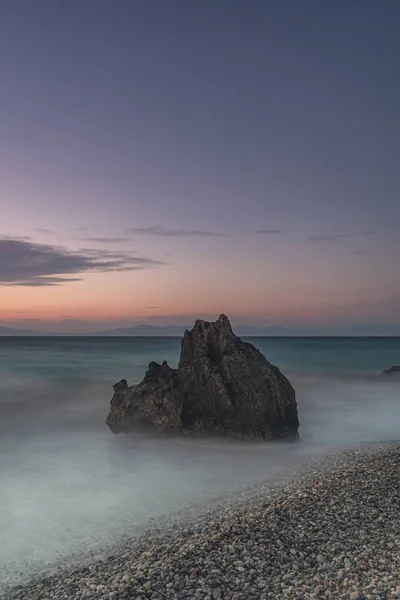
top-left (2, 277), bottom-right (83, 288)
top-left (350, 250), bottom-right (380, 256)
top-left (255, 229), bottom-right (282, 234)
top-left (307, 234), bottom-right (349, 242)
top-left (0, 234), bottom-right (31, 241)
top-left (360, 230), bottom-right (375, 236)
top-left (34, 228), bottom-right (55, 235)
top-left (0, 238), bottom-right (165, 287)
top-left (17, 318), bottom-right (43, 322)
top-left (77, 237), bottom-right (133, 244)
top-left (349, 249), bottom-right (398, 256)
top-left (126, 226), bottom-right (226, 237)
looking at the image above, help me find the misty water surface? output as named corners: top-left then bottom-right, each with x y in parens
top-left (0, 336), bottom-right (399, 590)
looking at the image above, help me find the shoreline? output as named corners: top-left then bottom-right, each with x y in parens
top-left (3, 442), bottom-right (400, 600)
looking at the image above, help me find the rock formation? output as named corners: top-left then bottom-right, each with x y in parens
top-left (106, 314), bottom-right (299, 440)
top-left (382, 365), bottom-right (400, 376)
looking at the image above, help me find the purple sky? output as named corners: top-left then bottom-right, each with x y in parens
top-left (1, 0), bottom-right (399, 332)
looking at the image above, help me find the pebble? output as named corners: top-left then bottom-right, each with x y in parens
top-left (2, 443), bottom-right (400, 600)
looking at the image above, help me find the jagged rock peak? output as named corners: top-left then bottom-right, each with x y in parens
top-left (179, 314), bottom-right (237, 368)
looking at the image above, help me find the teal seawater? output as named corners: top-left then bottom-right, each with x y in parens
top-left (1, 335), bottom-right (399, 386)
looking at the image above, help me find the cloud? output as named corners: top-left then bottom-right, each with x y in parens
top-left (34, 228), bottom-right (55, 235)
top-left (2, 277), bottom-right (83, 287)
top-left (18, 318), bottom-right (47, 322)
top-left (349, 249), bottom-right (399, 256)
top-left (255, 229), bottom-right (282, 234)
top-left (307, 234), bottom-right (349, 242)
top-left (350, 250), bottom-right (380, 256)
top-left (360, 230), bottom-right (375, 236)
top-left (0, 238), bottom-right (165, 287)
top-left (77, 237), bottom-right (133, 244)
top-left (126, 226), bottom-right (225, 237)
top-left (0, 234), bottom-right (31, 241)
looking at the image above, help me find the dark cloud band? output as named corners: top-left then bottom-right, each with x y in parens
top-left (0, 238), bottom-right (164, 287)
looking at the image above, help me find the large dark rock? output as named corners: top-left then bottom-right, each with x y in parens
top-left (106, 315), bottom-right (299, 440)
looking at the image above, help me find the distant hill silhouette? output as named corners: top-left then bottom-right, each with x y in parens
top-left (92, 324), bottom-right (188, 336)
top-left (0, 326), bottom-right (47, 336)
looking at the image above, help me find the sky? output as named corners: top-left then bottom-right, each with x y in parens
top-left (0, 0), bottom-right (399, 333)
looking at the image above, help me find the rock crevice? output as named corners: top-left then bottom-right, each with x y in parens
top-left (106, 314), bottom-right (299, 440)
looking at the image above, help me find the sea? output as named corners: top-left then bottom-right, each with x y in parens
top-left (1, 336), bottom-right (399, 591)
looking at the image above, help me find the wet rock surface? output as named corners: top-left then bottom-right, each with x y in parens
top-left (106, 315), bottom-right (299, 440)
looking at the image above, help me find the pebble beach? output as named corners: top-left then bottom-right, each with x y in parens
top-left (4, 443), bottom-right (400, 600)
